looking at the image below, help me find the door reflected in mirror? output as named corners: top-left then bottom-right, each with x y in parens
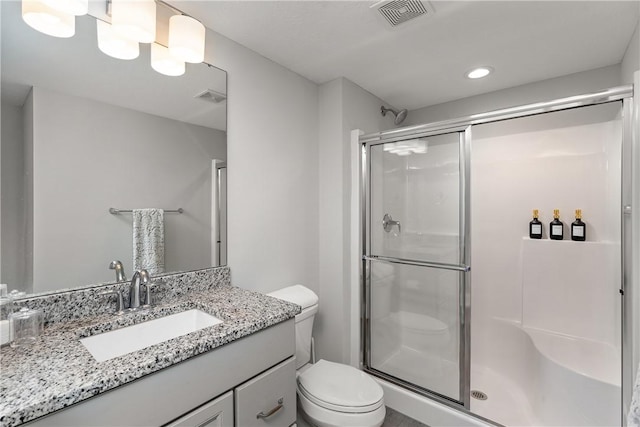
top-left (0, 1), bottom-right (227, 296)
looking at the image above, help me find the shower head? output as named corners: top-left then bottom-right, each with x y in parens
top-left (381, 106), bottom-right (408, 125)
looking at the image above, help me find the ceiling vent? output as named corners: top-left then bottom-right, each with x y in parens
top-left (194, 89), bottom-right (227, 104)
top-left (372, 0), bottom-right (434, 27)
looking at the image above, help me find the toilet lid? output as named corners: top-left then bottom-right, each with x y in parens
top-left (267, 285), bottom-right (318, 309)
top-left (297, 360), bottom-right (384, 413)
top-left (390, 311), bottom-right (448, 334)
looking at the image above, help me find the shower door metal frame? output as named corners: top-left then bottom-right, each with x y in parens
top-left (621, 90), bottom-right (637, 426)
top-left (359, 84), bottom-right (635, 423)
top-left (361, 125), bottom-right (472, 409)
top-left (215, 161), bottom-right (227, 267)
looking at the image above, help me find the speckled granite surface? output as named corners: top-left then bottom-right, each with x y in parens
top-left (629, 366), bottom-right (640, 426)
top-left (0, 268), bottom-right (300, 427)
top-left (12, 267), bottom-right (232, 326)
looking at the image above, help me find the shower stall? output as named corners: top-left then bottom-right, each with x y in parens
top-left (359, 85), bottom-right (636, 426)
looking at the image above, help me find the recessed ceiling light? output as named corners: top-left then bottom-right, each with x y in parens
top-left (466, 66), bottom-right (493, 79)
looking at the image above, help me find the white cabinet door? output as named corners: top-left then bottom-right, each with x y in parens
top-left (165, 391), bottom-right (234, 427)
top-left (235, 357), bottom-right (296, 427)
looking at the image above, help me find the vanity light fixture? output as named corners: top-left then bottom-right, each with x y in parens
top-left (21, 0), bottom-right (207, 77)
top-left (97, 20), bottom-right (140, 60)
top-left (111, 0), bottom-right (157, 44)
top-left (466, 66), bottom-right (493, 79)
top-left (22, 0), bottom-right (76, 38)
top-left (169, 15), bottom-right (206, 63)
top-left (41, 0), bottom-right (88, 16)
top-left (151, 43), bottom-right (186, 77)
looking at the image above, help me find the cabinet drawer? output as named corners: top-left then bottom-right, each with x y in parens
top-left (165, 391), bottom-right (233, 427)
top-left (235, 357), bottom-right (296, 427)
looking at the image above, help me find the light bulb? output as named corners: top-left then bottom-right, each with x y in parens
top-left (151, 43), bottom-right (185, 77)
top-left (97, 20), bottom-right (139, 60)
top-left (168, 15), bottom-right (205, 63)
top-left (466, 67), bottom-right (493, 79)
top-left (41, 0), bottom-right (88, 16)
top-left (22, 0), bottom-right (75, 38)
top-left (111, 0), bottom-right (156, 43)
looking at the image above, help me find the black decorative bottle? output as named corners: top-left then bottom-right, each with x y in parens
top-left (550, 209), bottom-right (564, 240)
top-left (571, 209), bottom-right (586, 241)
top-left (529, 209), bottom-right (543, 239)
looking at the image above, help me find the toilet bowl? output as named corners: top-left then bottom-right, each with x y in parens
top-left (389, 310), bottom-right (450, 353)
top-left (267, 285), bottom-right (385, 427)
top-left (297, 360), bottom-right (385, 427)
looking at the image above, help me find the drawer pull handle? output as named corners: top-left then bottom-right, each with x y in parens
top-left (256, 398), bottom-right (284, 420)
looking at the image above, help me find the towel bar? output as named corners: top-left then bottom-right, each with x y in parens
top-left (109, 208), bottom-right (184, 214)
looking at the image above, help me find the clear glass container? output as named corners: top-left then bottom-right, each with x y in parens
top-left (0, 284), bottom-right (13, 346)
top-left (9, 307), bottom-right (43, 347)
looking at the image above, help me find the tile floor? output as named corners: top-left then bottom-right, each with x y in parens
top-left (383, 407), bottom-right (429, 427)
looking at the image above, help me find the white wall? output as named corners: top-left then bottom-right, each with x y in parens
top-left (407, 65), bottom-right (622, 125)
top-left (315, 77), bottom-right (394, 364)
top-left (316, 78), bottom-right (343, 363)
top-left (0, 102), bottom-right (27, 292)
top-left (29, 87), bottom-right (226, 292)
top-left (622, 21), bottom-right (640, 84)
top-left (204, 31), bottom-right (320, 295)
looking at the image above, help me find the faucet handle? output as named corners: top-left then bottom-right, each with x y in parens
top-left (138, 269), bottom-right (150, 283)
top-left (100, 289), bottom-right (125, 314)
top-left (142, 281), bottom-right (155, 308)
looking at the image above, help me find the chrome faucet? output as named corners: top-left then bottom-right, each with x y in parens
top-left (129, 269), bottom-right (150, 310)
top-left (109, 260), bottom-right (127, 282)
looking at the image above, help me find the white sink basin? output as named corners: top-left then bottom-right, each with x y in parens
top-left (80, 309), bottom-right (223, 362)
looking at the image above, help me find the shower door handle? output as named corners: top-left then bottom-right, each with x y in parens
top-left (382, 213), bottom-right (401, 233)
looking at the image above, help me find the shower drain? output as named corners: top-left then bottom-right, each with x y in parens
top-left (471, 390), bottom-right (488, 400)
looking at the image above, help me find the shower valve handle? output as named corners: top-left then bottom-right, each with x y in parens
top-left (382, 213), bottom-right (401, 233)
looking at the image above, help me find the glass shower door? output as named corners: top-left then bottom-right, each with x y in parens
top-left (363, 129), bottom-right (471, 407)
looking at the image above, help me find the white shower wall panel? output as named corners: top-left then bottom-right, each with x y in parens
top-left (466, 102), bottom-right (623, 426)
top-left (470, 103), bottom-right (622, 327)
top-left (521, 239), bottom-right (619, 345)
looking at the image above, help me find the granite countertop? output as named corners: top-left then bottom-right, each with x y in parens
top-left (0, 284), bottom-right (300, 427)
top-left (629, 365), bottom-right (640, 426)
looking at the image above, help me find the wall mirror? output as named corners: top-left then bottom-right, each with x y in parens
top-left (0, 0), bottom-right (227, 295)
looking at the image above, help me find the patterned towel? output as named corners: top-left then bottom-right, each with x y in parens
top-left (133, 208), bottom-right (165, 275)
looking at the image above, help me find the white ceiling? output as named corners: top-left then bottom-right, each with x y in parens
top-left (172, 0), bottom-right (639, 111)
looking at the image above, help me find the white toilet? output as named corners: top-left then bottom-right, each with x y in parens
top-left (389, 310), bottom-right (450, 353)
top-left (268, 285), bottom-right (385, 427)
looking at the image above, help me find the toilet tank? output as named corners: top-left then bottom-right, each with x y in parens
top-left (267, 285), bottom-right (318, 369)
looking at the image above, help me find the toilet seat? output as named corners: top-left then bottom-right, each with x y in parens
top-left (297, 360), bottom-right (384, 414)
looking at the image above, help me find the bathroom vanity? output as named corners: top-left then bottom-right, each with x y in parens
top-left (0, 267), bottom-right (300, 427)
